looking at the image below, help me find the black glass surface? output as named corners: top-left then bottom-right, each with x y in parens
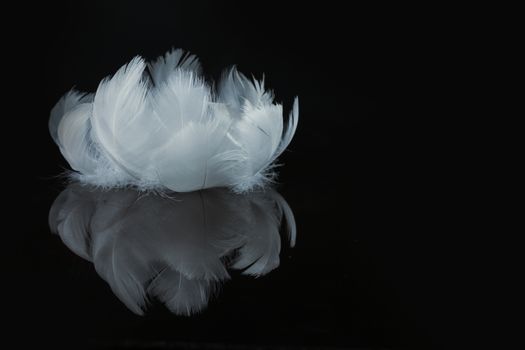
top-left (8, 1), bottom-right (509, 349)
top-left (49, 184), bottom-right (296, 317)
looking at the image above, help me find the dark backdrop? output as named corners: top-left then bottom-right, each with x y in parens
top-left (5, 1), bottom-right (499, 349)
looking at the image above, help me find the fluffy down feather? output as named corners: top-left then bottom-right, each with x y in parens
top-left (50, 49), bottom-right (298, 192)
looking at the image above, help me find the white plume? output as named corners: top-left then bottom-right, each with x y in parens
top-left (50, 49), bottom-right (298, 192)
top-left (49, 183), bottom-right (296, 315)
top-left (49, 90), bottom-right (93, 145)
top-left (148, 48), bottom-right (202, 85)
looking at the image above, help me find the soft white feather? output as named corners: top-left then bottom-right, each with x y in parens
top-left (50, 49), bottom-right (298, 192)
top-left (49, 90), bottom-right (93, 145)
top-left (56, 103), bottom-right (99, 175)
top-left (91, 57), bottom-right (151, 181)
top-left (148, 48), bottom-right (202, 86)
top-left (218, 67), bottom-right (273, 118)
top-left (148, 269), bottom-right (217, 316)
top-left (152, 70), bottom-right (244, 191)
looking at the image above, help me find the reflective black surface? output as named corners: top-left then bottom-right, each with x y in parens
top-left (8, 1), bottom-right (512, 349)
top-left (49, 184), bottom-right (296, 316)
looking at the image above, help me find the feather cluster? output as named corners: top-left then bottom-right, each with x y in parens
top-left (49, 184), bottom-right (296, 315)
top-left (49, 49), bottom-right (298, 192)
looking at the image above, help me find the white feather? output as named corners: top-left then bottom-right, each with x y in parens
top-left (56, 103), bottom-right (99, 175)
top-left (50, 49), bottom-right (298, 192)
top-left (91, 57), bottom-right (152, 182)
top-left (148, 48), bottom-right (202, 86)
top-left (152, 70), bottom-right (244, 191)
top-left (49, 90), bottom-right (93, 145)
top-left (51, 91), bottom-right (133, 187)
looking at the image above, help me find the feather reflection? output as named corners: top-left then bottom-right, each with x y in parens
top-left (49, 184), bottom-right (295, 316)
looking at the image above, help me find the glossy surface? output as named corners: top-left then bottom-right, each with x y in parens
top-left (9, 2), bottom-right (490, 348)
top-left (49, 184), bottom-right (296, 316)
top-left (19, 179), bottom-right (448, 349)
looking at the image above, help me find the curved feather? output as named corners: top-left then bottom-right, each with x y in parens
top-left (218, 67), bottom-right (272, 118)
top-left (57, 103), bottom-right (99, 175)
top-left (217, 67), bottom-right (295, 191)
top-left (148, 48), bottom-right (202, 86)
top-left (273, 97), bottom-right (299, 161)
top-left (91, 56), bottom-right (151, 181)
top-left (49, 90), bottom-right (93, 146)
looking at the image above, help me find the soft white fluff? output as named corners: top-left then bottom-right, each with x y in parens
top-left (49, 184), bottom-right (296, 315)
top-left (50, 49), bottom-right (298, 192)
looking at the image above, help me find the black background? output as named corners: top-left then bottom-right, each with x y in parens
top-left (6, 1), bottom-right (515, 349)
